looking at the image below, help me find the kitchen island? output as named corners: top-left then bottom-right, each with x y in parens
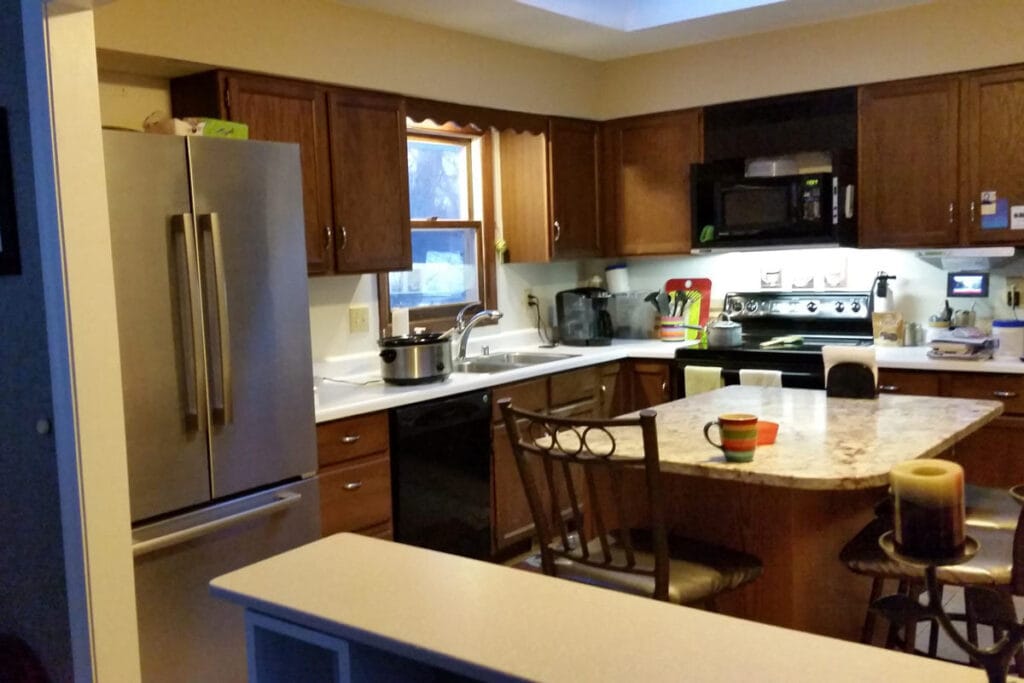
top-left (211, 533), bottom-right (999, 683)
top-left (614, 385), bottom-right (1003, 640)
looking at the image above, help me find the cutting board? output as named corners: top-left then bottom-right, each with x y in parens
top-left (665, 277), bottom-right (712, 340)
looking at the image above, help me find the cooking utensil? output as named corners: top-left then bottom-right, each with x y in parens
top-left (378, 332), bottom-right (453, 385)
top-left (705, 313), bottom-right (743, 348)
top-left (759, 335), bottom-right (804, 348)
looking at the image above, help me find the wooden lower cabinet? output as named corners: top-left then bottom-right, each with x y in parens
top-left (878, 368), bottom-right (1024, 488)
top-left (315, 411), bottom-right (393, 538)
top-left (491, 364), bottom-right (612, 553)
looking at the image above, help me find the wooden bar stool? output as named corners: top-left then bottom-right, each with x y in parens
top-left (499, 399), bottom-right (763, 606)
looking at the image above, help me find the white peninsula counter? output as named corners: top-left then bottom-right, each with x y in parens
top-left (212, 533), bottom-right (997, 682)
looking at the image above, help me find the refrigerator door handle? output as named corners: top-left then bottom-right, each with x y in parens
top-left (131, 490), bottom-right (302, 557)
top-left (173, 213), bottom-right (205, 432)
top-left (199, 213), bottom-right (233, 425)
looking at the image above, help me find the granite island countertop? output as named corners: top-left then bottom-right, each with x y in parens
top-left (595, 385), bottom-right (1003, 490)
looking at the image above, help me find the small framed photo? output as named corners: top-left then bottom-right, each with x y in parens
top-left (0, 108), bottom-right (21, 276)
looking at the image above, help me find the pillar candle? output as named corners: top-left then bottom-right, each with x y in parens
top-left (890, 459), bottom-right (965, 559)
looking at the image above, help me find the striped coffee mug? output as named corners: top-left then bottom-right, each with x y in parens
top-left (703, 413), bottom-right (759, 462)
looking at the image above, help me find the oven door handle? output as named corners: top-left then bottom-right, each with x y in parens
top-left (720, 368), bottom-right (822, 383)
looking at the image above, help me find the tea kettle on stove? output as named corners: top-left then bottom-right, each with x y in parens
top-left (705, 313), bottom-right (743, 348)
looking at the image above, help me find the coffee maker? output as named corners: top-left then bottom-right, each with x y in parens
top-left (555, 287), bottom-right (613, 346)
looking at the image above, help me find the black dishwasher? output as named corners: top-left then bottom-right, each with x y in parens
top-left (390, 389), bottom-right (492, 559)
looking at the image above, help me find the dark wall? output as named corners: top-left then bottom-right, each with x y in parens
top-left (0, 2), bottom-right (74, 681)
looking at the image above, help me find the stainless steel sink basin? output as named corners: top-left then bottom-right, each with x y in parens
top-left (453, 351), bottom-right (579, 373)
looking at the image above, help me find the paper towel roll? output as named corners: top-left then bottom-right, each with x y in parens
top-left (391, 307), bottom-right (409, 336)
top-left (822, 345), bottom-right (877, 386)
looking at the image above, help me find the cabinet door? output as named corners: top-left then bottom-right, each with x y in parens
top-left (549, 118), bottom-right (600, 259)
top-left (949, 416), bottom-right (1024, 488)
top-left (630, 360), bottom-right (673, 410)
top-left (328, 89), bottom-right (411, 273)
top-left (963, 66), bottom-right (1024, 244)
top-left (858, 77), bottom-right (961, 247)
top-left (224, 74), bottom-right (335, 274)
top-left (606, 110), bottom-right (701, 256)
top-left (493, 422), bottom-right (537, 550)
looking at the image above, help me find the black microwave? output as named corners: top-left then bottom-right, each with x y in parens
top-left (691, 155), bottom-right (856, 251)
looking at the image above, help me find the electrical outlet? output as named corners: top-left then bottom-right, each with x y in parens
top-left (1007, 278), bottom-right (1024, 308)
top-left (348, 305), bottom-right (369, 333)
top-left (524, 287), bottom-right (534, 307)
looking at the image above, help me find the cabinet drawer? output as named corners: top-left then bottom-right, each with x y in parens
top-left (550, 367), bottom-right (598, 407)
top-left (319, 456), bottom-right (392, 536)
top-left (877, 370), bottom-right (941, 396)
top-left (492, 378), bottom-right (548, 423)
top-left (945, 373), bottom-right (1024, 414)
top-left (317, 412), bottom-right (389, 467)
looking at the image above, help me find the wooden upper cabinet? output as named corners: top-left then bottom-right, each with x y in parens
top-left (222, 75), bottom-right (335, 274)
top-left (858, 76), bottom-right (961, 247)
top-left (171, 71), bottom-right (411, 275)
top-left (603, 110), bottom-right (701, 256)
top-left (549, 118), bottom-right (600, 259)
top-left (962, 66), bottom-right (1024, 244)
top-left (328, 89), bottom-right (411, 273)
top-left (499, 118), bottom-right (600, 262)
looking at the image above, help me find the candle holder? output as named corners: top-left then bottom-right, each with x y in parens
top-left (879, 531), bottom-right (1022, 683)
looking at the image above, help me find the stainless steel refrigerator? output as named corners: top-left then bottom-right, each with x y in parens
top-left (103, 130), bottom-right (320, 682)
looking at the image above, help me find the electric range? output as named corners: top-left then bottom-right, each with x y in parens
top-left (674, 291), bottom-right (873, 395)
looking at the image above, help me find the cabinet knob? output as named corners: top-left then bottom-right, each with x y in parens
top-left (340, 434), bottom-right (361, 444)
top-left (343, 481), bottom-right (363, 491)
top-left (553, 220), bottom-right (561, 242)
top-left (993, 390), bottom-right (1017, 399)
top-left (878, 384), bottom-right (900, 393)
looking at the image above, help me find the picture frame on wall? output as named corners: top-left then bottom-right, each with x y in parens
top-left (0, 107), bottom-right (21, 276)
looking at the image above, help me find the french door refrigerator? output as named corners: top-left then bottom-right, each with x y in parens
top-left (103, 130), bottom-right (320, 682)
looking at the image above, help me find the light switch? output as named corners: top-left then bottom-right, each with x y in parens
top-left (349, 305), bottom-right (370, 333)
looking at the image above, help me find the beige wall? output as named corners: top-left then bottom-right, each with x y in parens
top-left (598, 0), bottom-right (1024, 118)
top-left (97, 70), bottom-right (170, 130)
top-left (93, 0), bottom-right (600, 118)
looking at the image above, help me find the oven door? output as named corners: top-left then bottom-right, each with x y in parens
top-left (675, 357), bottom-right (824, 398)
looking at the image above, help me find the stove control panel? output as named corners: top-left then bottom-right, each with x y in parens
top-left (723, 292), bottom-right (872, 321)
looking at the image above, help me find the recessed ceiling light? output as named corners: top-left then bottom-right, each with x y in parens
top-left (517, 0), bottom-right (787, 32)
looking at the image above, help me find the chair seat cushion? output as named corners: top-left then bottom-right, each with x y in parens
top-left (840, 516), bottom-right (1014, 587)
top-left (551, 534), bottom-right (763, 605)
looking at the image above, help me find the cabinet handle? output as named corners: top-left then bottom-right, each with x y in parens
top-left (878, 384), bottom-right (900, 393)
top-left (339, 225), bottom-right (348, 250)
top-left (661, 381), bottom-right (668, 397)
top-left (343, 481), bottom-right (363, 491)
top-left (553, 220), bottom-right (561, 242)
top-left (324, 225), bottom-right (333, 250)
top-left (340, 434), bottom-right (361, 444)
top-left (993, 390), bottom-right (1018, 399)
top-left (970, 201), bottom-right (976, 223)
top-left (600, 384), bottom-right (607, 395)
top-left (948, 203), bottom-right (954, 224)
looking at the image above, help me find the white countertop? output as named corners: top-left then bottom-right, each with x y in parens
top-left (313, 332), bottom-right (1024, 423)
top-left (211, 533), bottom-right (1000, 683)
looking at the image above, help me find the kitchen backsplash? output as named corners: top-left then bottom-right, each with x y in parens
top-left (309, 247), bottom-right (1024, 361)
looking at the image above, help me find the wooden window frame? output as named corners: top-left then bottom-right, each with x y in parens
top-left (377, 125), bottom-right (498, 334)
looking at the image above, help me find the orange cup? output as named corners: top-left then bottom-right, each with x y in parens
top-left (703, 413), bottom-right (759, 462)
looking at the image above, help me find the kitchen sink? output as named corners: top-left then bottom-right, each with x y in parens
top-left (453, 351), bottom-right (579, 373)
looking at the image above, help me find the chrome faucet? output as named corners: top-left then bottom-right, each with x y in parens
top-left (454, 304), bottom-right (503, 360)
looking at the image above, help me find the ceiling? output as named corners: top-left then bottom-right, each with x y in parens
top-left (334, 0), bottom-right (934, 61)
